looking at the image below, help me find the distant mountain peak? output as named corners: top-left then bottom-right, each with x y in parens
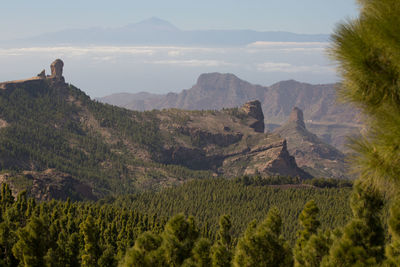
top-left (289, 107), bottom-right (306, 129)
top-left (124, 17), bottom-right (180, 31)
top-left (270, 79), bottom-right (304, 88)
top-left (196, 73), bottom-right (243, 91)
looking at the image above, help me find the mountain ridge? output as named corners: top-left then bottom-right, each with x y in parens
top-left (98, 73), bottom-right (362, 151)
top-left (5, 18), bottom-right (330, 46)
top-left (0, 60), bottom-right (312, 200)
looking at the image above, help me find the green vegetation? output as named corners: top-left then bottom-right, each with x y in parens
top-left (322, 181), bottom-right (385, 266)
top-left (0, 183), bottom-right (164, 266)
top-left (0, 179), bottom-right (353, 266)
top-left (2, 0), bottom-right (400, 265)
top-left (0, 81), bottom-right (212, 196)
top-left (233, 207), bottom-right (292, 267)
top-left (113, 178), bottom-right (352, 244)
top-left (331, 0), bottom-right (400, 191)
top-left (293, 200), bottom-right (329, 267)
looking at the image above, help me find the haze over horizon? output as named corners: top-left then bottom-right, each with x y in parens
top-left (1, 1), bottom-right (358, 40)
top-left (1, 1), bottom-right (358, 97)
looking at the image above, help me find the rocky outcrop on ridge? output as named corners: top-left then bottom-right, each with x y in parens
top-left (289, 107), bottom-right (306, 129)
top-left (241, 100), bottom-right (265, 133)
top-left (274, 107), bottom-right (349, 178)
top-left (0, 59), bottom-right (65, 90)
top-left (157, 101), bottom-right (310, 178)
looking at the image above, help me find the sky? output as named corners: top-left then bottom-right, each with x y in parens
top-left (0, 1), bottom-right (359, 97)
top-left (1, 0), bottom-right (358, 39)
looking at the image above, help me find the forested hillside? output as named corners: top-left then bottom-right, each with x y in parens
top-left (0, 79), bottom-right (211, 197)
top-left (113, 178), bottom-right (352, 244)
top-left (0, 64), bottom-right (316, 199)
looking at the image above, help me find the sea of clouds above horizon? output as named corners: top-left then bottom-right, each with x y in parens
top-left (0, 42), bottom-right (337, 97)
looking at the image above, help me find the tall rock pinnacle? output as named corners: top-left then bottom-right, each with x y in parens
top-left (289, 107), bottom-right (306, 129)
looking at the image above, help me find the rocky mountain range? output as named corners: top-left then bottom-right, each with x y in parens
top-left (98, 73), bottom-right (363, 152)
top-left (0, 60), bottom-right (324, 200)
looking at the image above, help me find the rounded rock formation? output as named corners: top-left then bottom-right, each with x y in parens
top-left (50, 59), bottom-right (64, 79)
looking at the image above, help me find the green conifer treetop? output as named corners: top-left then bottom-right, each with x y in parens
top-left (233, 207), bottom-right (293, 267)
top-left (331, 0), bottom-right (400, 190)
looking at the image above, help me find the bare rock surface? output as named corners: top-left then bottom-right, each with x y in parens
top-left (50, 59), bottom-right (64, 79)
top-left (289, 107), bottom-right (306, 129)
top-left (241, 100), bottom-right (265, 133)
top-left (274, 107), bottom-right (349, 178)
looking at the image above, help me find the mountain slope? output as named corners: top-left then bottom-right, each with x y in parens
top-left (99, 73), bottom-right (362, 151)
top-left (0, 60), bottom-right (310, 200)
top-left (273, 107), bottom-right (349, 178)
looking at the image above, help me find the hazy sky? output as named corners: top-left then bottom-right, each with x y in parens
top-left (1, 0), bottom-right (358, 40)
top-left (0, 1), bottom-right (359, 97)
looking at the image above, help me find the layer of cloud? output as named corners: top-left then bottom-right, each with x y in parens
top-left (0, 42), bottom-right (329, 58)
top-left (0, 43), bottom-right (337, 96)
top-left (146, 59), bottom-right (234, 67)
top-left (256, 62), bottom-right (335, 74)
top-left (0, 46), bottom-right (156, 57)
top-left (248, 41), bottom-right (329, 47)
top-left (247, 41), bottom-right (328, 53)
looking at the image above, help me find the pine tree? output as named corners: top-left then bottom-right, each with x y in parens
top-left (184, 238), bottom-right (212, 267)
top-left (0, 220), bottom-right (17, 266)
top-left (233, 207), bottom-right (293, 267)
top-left (12, 216), bottom-right (49, 267)
top-left (385, 198), bottom-right (400, 266)
top-left (98, 245), bottom-right (117, 267)
top-left (301, 230), bottom-right (332, 267)
top-left (80, 215), bottom-right (101, 267)
top-left (294, 200), bottom-right (325, 267)
top-left (0, 183), bottom-right (14, 212)
top-left (330, 1), bottom-right (400, 264)
top-left (331, 0), bottom-right (400, 190)
top-left (66, 232), bottom-right (81, 267)
top-left (44, 248), bottom-right (58, 267)
top-left (120, 231), bottom-right (163, 267)
top-left (211, 215), bottom-right (232, 267)
top-left (161, 214), bottom-right (199, 266)
top-left (322, 181), bottom-right (385, 266)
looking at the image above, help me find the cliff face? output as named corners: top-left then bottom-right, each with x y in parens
top-left (156, 101), bottom-right (310, 178)
top-left (241, 100), bottom-right (265, 133)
